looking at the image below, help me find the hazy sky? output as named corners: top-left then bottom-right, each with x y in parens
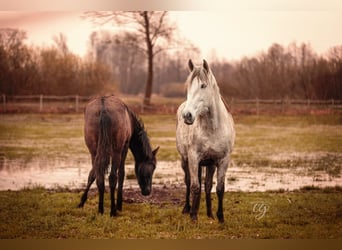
top-left (0, 10), bottom-right (341, 61)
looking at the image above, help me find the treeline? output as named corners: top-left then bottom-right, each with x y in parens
top-left (214, 43), bottom-right (342, 100)
top-left (85, 31), bottom-right (342, 100)
top-left (1, 28), bottom-right (341, 100)
top-left (0, 28), bottom-right (113, 96)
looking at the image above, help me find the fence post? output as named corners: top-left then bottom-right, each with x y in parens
top-left (75, 95), bottom-right (79, 113)
top-left (39, 95), bottom-right (43, 112)
top-left (256, 98), bottom-right (259, 116)
top-left (2, 94), bottom-right (6, 112)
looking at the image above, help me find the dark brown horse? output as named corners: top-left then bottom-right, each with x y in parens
top-left (78, 95), bottom-right (159, 216)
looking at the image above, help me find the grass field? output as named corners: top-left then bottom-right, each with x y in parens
top-left (0, 113), bottom-right (341, 171)
top-left (0, 186), bottom-right (341, 239)
top-left (0, 113), bottom-right (341, 238)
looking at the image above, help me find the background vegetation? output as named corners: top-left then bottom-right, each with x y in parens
top-left (1, 23), bottom-right (341, 101)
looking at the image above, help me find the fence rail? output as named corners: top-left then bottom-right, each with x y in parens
top-left (1, 94), bottom-right (95, 113)
top-left (0, 94), bottom-right (341, 114)
top-left (232, 98), bottom-right (342, 105)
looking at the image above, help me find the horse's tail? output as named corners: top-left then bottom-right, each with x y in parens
top-left (95, 96), bottom-right (112, 176)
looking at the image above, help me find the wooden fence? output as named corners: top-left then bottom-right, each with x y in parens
top-left (0, 94), bottom-right (341, 114)
top-left (0, 94), bottom-right (93, 113)
top-left (230, 98), bottom-right (342, 115)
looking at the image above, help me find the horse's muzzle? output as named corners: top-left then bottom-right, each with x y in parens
top-left (182, 112), bottom-right (194, 125)
top-left (141, 187), bottom-right (151, 196)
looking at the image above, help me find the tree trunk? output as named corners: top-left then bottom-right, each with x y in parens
top-left (142, 11), bottom-right (153, 106)
top-left (144, 48), bottom-right (153, 106)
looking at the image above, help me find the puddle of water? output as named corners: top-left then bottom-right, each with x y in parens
top-left (0, 159), bottom-right (184, 191)
top-left (0, 159), bottom-right (341, 191)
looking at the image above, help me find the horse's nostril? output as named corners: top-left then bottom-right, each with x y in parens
top-left (183, 112), bottom-right (192, 120)
top-left (182, 112), bottom-right (194, 125)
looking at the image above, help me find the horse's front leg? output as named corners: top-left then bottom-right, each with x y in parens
top-left (216, 157), bottom-right (229, 223)
top-left (189, 153), bottom-right (201, 222)
top-left (181, 157), bottom-right (191, 214)
top-left (205, 165), bottom-right (215, 219)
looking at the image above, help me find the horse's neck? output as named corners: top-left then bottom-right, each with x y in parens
top-left (129, 116), bottom-right (152, 163)
top-left (202, 93), bottom-right (227, 131)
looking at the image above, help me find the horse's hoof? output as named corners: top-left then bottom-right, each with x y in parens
top-left (190, 214), bottom-right (198, 222)
top-left (182, 205), bottom-right (191, 214)
top-left (217, 212), bottom-right (224, 223)
top-left (217, 215), bottom-right (224, 223)
top-left (191, 217), bottom-right (198, 223)
top-left (110, 211), bottom-right (117, 217)
top-left (207, 213), bottom-right (215, 220)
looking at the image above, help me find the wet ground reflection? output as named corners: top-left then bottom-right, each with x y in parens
top-left (0, 158), bottom-right (341, 191)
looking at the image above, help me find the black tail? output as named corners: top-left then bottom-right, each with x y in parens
top-left (95, 97), bottom-right (112, 176)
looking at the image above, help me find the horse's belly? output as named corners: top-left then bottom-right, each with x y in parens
top-left (199, 158), bottom-right (216, 166)
top-left (199, 143), bottom-right (228, 164)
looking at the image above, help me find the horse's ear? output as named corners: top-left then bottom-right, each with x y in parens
top-left (203, 59), bottom-right (210, 73)
top-left (152, 146), bottom-right (160, 156)
top-left (188, 59), bottom-right (194, 72)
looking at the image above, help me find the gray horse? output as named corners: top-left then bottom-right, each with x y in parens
top-left (176, 59), bottom-right (235, 223)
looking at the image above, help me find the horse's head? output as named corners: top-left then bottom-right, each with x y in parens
top-left (135, 146), bottom-right (159, 196)
top-left (182, 59), bottom-right (218, 125)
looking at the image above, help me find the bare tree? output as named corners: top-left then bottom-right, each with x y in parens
top-left (53, 32), bottom-right (69, 56)
top-left (84, 11), bottom-right (176, 105)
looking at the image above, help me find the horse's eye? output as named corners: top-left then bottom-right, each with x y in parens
top-left (200, 83), bottom-right (207, 89)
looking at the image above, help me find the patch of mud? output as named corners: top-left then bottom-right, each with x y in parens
top-left (122, 185), bottom-right (184, 205)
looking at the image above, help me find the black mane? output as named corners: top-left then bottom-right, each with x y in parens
top-left (126, 107), bottom-right (153, 162)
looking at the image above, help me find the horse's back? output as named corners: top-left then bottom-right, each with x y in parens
top-left (84, 96), bottom-right (132, 153)
top-left (85, 95), bottom-right (127, 115)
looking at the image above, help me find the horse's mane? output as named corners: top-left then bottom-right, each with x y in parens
top-left (220, 95), bottom-right (232, 113)
top-left (126, 106), bottom-right (153, 161)
top-left (188, 65), bottom-right (232, 113)
top-left (188, 66), bottom-right (212, 86)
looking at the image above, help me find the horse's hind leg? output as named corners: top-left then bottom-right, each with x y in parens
top-left (108, 170), bottom-right (118, 216)
top-left (216, 158), bottom-right (229, 223)
top-left (109, 154), bottom-right (121, 217)
top-left (181, 157), bottom-right (191, 214)
top-left (94, 156), bottom-right (106, 214)
top-left (78, 154), bottom-right (96, 208)
top-left (96, 172), bottom-right (105, 214)
top-left (117, 144), bottom-right (129, 211)
top-left (116, 162), bottom-right (124, 211)
top-left (78, 167), bottom-right (96, 208)
top-left (205, 166), bottom-right (215, 219)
